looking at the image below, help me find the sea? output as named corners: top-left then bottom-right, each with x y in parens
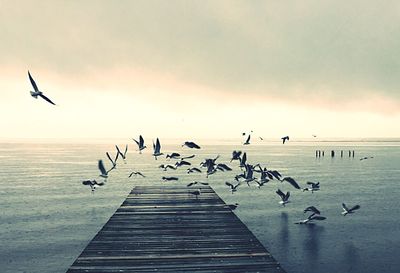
top-left (1, 139), bottom-right (399, 273)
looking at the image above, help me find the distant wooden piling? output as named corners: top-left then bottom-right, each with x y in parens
top-left (331, 150), bottom-right (335, 157)
top-left (341, 150), bottom-right (343, 157)
top-left (67, 186), bottom-right (285, 273)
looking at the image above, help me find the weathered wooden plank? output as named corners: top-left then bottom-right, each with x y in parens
top-left (67, 185), bottom-right (285, 273)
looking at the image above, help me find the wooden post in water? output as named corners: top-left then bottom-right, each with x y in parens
top-left (341, 150), bottom-right (343, 157)
top-left (348, 150), bottom-right (351, 157)
top-left (322, 151), bottom-right (325, 157)
top-left (352, 150), bottom-right (355, 158)
top-left (331, 150), bottom-right (335, 157)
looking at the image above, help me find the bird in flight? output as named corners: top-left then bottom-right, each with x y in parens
top-left (186, 181), bottom-right (209, 187)
top-left (115, 145), bottom-right (128, 163)
top-left (82, 179), bottom-right (104, 192)
top-left (132, 135), bottom-right (146, 153)
top-left (294, 213), bottom-right (326, 225)
top-left (243, 134), bottom-right (251, 145)
top-left (302, 181), bottom-right (320, 193)
top-left (280, 177), bottom-right (301, 189)
top-left (28, 71), bottom-right (56, 105)
top-left (128, 171), bottom-right (145, 178)
top-left (281, 136), bottom-right (289, 144)
top-left (341, 203), bottom-right (361, 216)
top-left (276, 189), bottom-right (290, 206)
top-left (152, 138), bottom-right (164, 159)
top-left (182, 141), bottom-right (201, 149)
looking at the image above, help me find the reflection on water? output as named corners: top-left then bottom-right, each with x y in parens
top-left (343, 242), bottom-right (360, 273)
top-left (303, 224), bottom-right (324, 269)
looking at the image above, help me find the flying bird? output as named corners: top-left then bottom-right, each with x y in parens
top-left (243, 134), bottom-right (251, 145)
top-left (281, 136), bottom-right (289, 144)
top-left (82, 179), bottom-right (104, 192)
top-left (276, 189), bottom-right (290, 206)
top-left (225, 181), bottom-right (240, 193)
top-left (128, 171), bottom-right (145, 178)
top-left (98, 159), bottom-right (114, 179)
top-left (152, 138), bottom-right (164, 159)
top-left (132, 135), bottom-right (146, 153)
top-left (360, 156), bottom-right (374, 161)
top-left (175, 160), bottom-right (191, 167)
top-left (183, 141), bottom-right (201, 149)
top-left (162, 176), bottom-right (179, 181)
top-left (28, 71), bottom-right (56, 105)
top-left (341, 203), bottom-right (361, 216)
top-left (106, 151), bottom-right (119, 169)
top-left (159, 164), bottom-right (177, 171)
top-left (186, 181), bottom-right (209, 187)
top-left (187, 167), bottom-right (202, 174)
top-left (182, 154), bottom-right (196, 160)
top-left (115, 145), bottom-right (128, 163)
top-left (295, 213), bottom-right (326, 225)
top-left (302, 181), bottom-right (320, 193)
top-left (231, 150), bottom-right (242, 162)
top-left (166, 152), bottom-right (181, 160)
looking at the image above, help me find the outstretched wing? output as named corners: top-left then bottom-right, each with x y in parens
top-left (98, 160), bottom-right (107, 175)
top-left (139, 135), bottom-right (144, 147)
top-left (106, 152), bottom-right (114, 165)
top-left (39, 94), bottom-right (56, 105)
top-left (246, 134), bottom-right (251, 143)
top-left (342, 203), bottom-right (349, 211)
top-left (311, 215), bottom-right (326, 221)
top-left (115, 145), bottom-right (123, 157)
top-left (276, 189), bottom-right (285, 199)
top-left (225, 181), bottom-right (234, 189)
top-left (156, 138), bottom-right (161, 152)
top-left (349, 205), bottom-right (360, 212)
top-left (28, 71), bottom-right (39, 91)
top-left (282, 177), bottom-right (301, 189)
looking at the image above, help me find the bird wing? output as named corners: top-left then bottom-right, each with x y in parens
top-left (225, 181), bottom-right (234, 188)
top-left (139, 135), bottom-right (144, 147)
top-left (106, 152), bottom-right (114, 165)
top-left (285, 191), bottom-right (290, 201)
top-left (39, 94), bottom-right (56, 105)
top-left (128, 172), bottom-right (134, 178)
top-left (349, 205), bottom-right (360, 212)
top-left (246, 134), bottom-right (251, 143)
top-left (282, 177), bottom-right (301, 189)
top-left (28, 71), bottom-right (39, 91)
top-left (200, 182), bottom-right (209, 185)
top-left (311, 216), bottom-right (326, 221)
top-left (98, 160), bottom-right (107, 175)
top-left (123, 145), bottom-right (128, 156)
top-left (133, 138), bottom-right (139, 146)
top-left (307, 181), bottom-right (315, 186)
top-left (115, 145), bottom-right (123, 156)
top-left (342, 203), bottom-right (349, 211)
top-left (276, 189), bottom-right (285, 199)
top-left (82, 180), bottom-right (93, 185)
top-left (182, 154), bottom-right (195, 160)
top-left (156, 138), bottom-right (161, 153)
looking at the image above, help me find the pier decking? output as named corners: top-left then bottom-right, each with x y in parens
top-left (67, 186), bottom-right (285, 273)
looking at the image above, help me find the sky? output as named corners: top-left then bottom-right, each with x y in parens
top-left (1, 0), bottom-right (400, 140)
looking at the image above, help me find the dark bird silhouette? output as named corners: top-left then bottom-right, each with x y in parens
top-left (182, 154), bottom-right (196, 160)
top-left (82, 179), bottom-right (104, 192)
top-left (128, 171), bottom-right (145, 178)
top-left (295, 213), bottom-right (326, 224)
top-left (159, 164), bottom-right (177, 171)
top-left (231, 150), bottom-right (242, 162)
top-left (98, 159), bottom-right (115, 179)
top-left (303, 206), bottom-right (321, 215)
top-left (360, 156), bottom-right (374, 161)
top-left (243, 134), bottom-right (251, 145)
top-left (342, 203), bottom-right (361, 216)
top-left (302, 181), bottom-right (320, 193)
top-left (216, 163), bottom-right (232, 172)
top-left (106, 151), bottom-right (119, 169)
top-left (281, 136), bottom-right (290, 144)
top-left (132, 135), bottom-right (146, 153)
top-left (187, 167), bottom-right (202, 174)
top-left (281, 177), bottom-right (301, 189)
top-left (152, 138), bottom-right (164, 159)
top-left (183, 141), bottom-right (201, 149)
top-left (162, 176), bottom-right (179, 181)
top-left (166, 152), bottom-right (180, 159)
top-left (259, 137), bottom-right (264, 140)
top-left (187, 181), bottom-right (209, 187)
top-left (115, 145), bottom-right (128, 163)
top-left (225, 181), bottom-right (240, 193)
top-left (175, 160), bottom-right (191, 167)
top-left (239, 152), bottom-right (247, 168)
top-left (28, 71), bottom-right (56, 105)
top-left (276, 189), bottom-right (290, 206)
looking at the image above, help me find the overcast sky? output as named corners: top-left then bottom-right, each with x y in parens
top-left (1, 0), bottom-right (399, 140)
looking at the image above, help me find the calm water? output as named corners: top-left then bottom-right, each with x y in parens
top-left (1, 141), bottom-right (399, 273)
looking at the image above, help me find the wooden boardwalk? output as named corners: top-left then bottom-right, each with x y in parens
top-left (67, 186), bottom-right (286, 273)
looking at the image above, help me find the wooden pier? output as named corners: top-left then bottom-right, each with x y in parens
top-left (67, 185), bottom-right (285, 273)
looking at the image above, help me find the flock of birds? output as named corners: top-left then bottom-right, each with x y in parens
top-left (28, 71), bottom-right (361, 225)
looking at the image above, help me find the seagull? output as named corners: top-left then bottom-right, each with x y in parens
top-left (225, 181), bottom-right (240, 193)
top-left (231, 150), bottom-right (242, 162)
top-left (243, 134), bottom-right (251, 145)
top-left (159, 164), bottom-right (177, 171)
top-left (28, 71), bottom-right (56, 105)
top-left (303, 206), bottom-right (321, 215)
top-left (132, 135), bottom-right (146, 153)
top-left (152, 138), bottom-right (164, 159)
top-left (239, 152), bottom-right (247, 168)
top-left (175, 160), bottom-right (191, 168)
top-left (341, 203), bottom-right (361, 216)
top-left (302, 181), bottom-right (320, 193)
top-left (115, 145), bottom-right (128, 163)
top-left (281, 177), bottom-right (301, 189)
top-left (259, 137), bottom-right (264, 141)
top-left (276, 189), bottom-right (290, 206)
top-left (216, 163), bottom-right (232, 172)
top-left (281, 136), bottom-right (289, 144)
top-left (187, 167), bottom-right (202, 174)
top-left (166, 152), bottom-right (180, 160)
top-left (295, 213), bottom-right (326, 225)
top-left (82, 179), bottom-right (104, 192)
top-left (187, 181), bottom-right (209, 187)
top-left (312, 135), bottom-right (317, 138)
top-left (128, 171), bottom-right (145, 178)
top-left (182, 141), bottom-right (201, 149)
top-left (162, 176), bottom-right (179, 181)
top-left (98, 159), bottom-right (114, 179)
top-left (227, 203), bottom-right (239, 210)
top-left (360, 156), bottom-right (374, 161)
